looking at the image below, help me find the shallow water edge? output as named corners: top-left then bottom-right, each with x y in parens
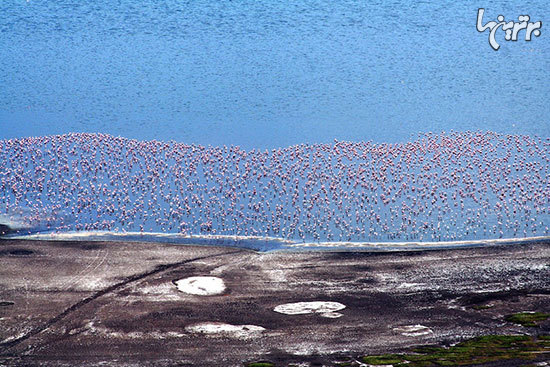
top-left (4, 231), bottom-right (549, 253)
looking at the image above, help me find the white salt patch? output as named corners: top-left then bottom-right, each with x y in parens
top-left (266, 269), bottom-right (288, 282)
top-left (320, 312), bottom-right (343, 318)
top-left (174, 276), bottom-right (226, 296)
top-left (398, 282), bottom-right (426, 289)
top-left (84, 321), bottom-right (186, 339)
top-left (393, 324), bottom-right (433, 337)
top-left (283, 342), bottom-right (343, 356)
top-left (133, 283), bottom-right (185, 302)
top-left (274, 301), bottom-right (346, 315)
top-left (83, 278), bottom-right (109, 291)
top-left (1, 329), bottom-right (30, 344)
top-left (185, 322), bottom-right (265, 339)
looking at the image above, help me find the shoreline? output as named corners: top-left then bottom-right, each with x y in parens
top-left (3, 230), bottom-right (550, 253)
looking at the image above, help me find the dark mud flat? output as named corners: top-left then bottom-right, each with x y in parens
top-left (0, 239), bottom-right (549, 366)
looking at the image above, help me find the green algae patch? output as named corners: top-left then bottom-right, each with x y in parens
top-left (245, 362), bottom-right (275, 367)
top-left (361, 354), bottom-right (405, 365)
top-left (358, 335), bottom-right (550, 366)
top-left (505, 312), bottom-right (550, 327)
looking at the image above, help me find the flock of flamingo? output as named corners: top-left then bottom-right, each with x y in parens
top-left (0, 131), bottom-right (548, 243)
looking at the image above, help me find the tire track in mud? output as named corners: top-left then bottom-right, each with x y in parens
top-left (57, 248), bottom-right (107, 291)
top-left (0, 249), bottom-right (246, 352)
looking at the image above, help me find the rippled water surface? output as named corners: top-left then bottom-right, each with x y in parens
top-left (1, 1), bottom-right (549, 247)
top-left (1, 0), bottom-right (548, 148)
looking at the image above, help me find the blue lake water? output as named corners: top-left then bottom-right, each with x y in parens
top-left (0, 1), bottom-right (549, 248)
top-left (1, 0), bottom-right (548, 148)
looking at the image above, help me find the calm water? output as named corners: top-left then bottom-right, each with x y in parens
top-left (0, 1), bottom-right (549, 247)
top-left (1, 0), bottom-right (548, 149)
